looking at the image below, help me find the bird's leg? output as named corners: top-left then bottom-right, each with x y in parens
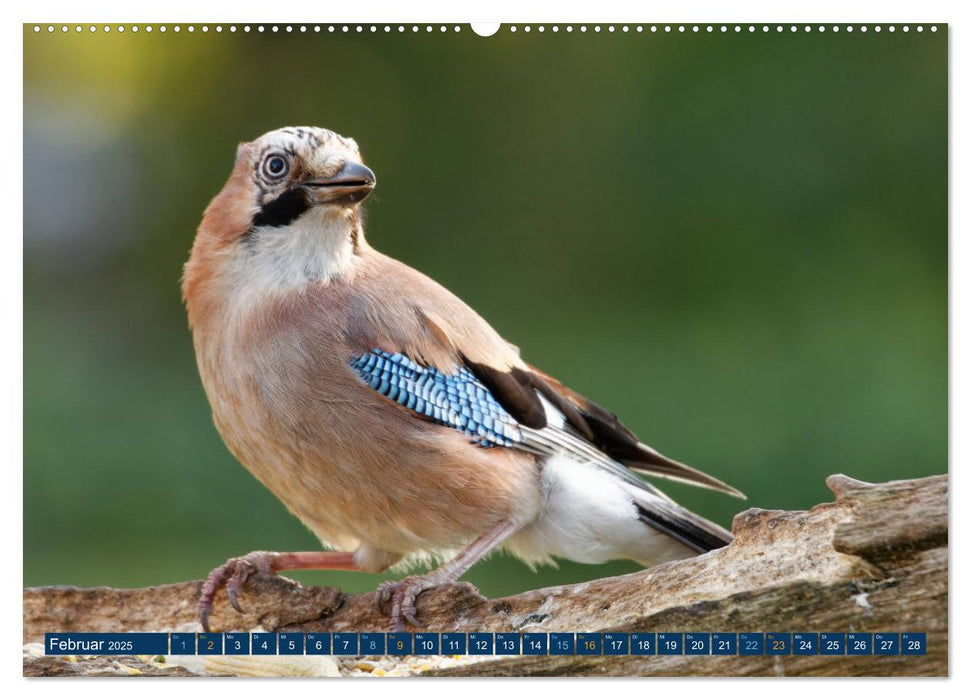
top-left (376, 520), bottom-right (518, 632)
top-left (200, 550), bottom-right (359, 632)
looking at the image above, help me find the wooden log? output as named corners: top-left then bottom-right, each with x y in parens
top-left (23, 473), bottom-right (947, 677)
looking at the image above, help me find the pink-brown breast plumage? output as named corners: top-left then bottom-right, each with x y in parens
top-left (186, 246), bottom-right (542, 560)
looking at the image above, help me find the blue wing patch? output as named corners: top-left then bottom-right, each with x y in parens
top-left (350, 350), bottom-right (523, 448)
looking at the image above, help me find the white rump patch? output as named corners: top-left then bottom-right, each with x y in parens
top-left (504, 453), bottom-right (695, 568)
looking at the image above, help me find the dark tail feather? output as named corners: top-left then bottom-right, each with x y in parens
top-left (635, 501), bottom-right (733, 554)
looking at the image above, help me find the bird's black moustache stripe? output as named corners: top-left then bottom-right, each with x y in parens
top-left (251, 188), bottom-right (312, 229)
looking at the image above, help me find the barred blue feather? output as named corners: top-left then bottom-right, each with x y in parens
top-left (350, 350), bottom-right (524, 448)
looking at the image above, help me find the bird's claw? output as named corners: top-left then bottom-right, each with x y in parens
top-left (375, 585), bottom-right (391, 610)
top-left (199, 551), bottom-right (276, 632)
top-left (375, 575), bottom-right (436, 632)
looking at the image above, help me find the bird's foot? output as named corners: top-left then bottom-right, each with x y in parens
top-left (199, 550), bottom-right (277, 632)
top-left (375, 574), bottom-right (441, 632)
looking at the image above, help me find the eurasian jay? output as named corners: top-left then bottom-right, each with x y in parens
top-left (183, 126), bottom-right (743, 632)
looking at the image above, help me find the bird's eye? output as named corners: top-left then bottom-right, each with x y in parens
top-left (262, 154), bottom-right (289, 179)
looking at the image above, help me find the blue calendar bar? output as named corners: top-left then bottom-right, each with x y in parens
top-left (821, 632), bottom-right (846, 655)
top-left (224, 632), bottom-right (250, 655)
top-left (170, 633), bottom-right (195, 655)
top-left (739, 632), bottom-right (764, 655)
top-left (388, 633), bottom-right (412, 655)
top-left (41, 631), bottom-right (929, 657)
top-left (468, 632), bottom-right (494, 655)
top-left (793, 633), bottom-right (818, 655)
top-left (603, 633), bottom-right (629, 655)
top-left (550, 633), bottom-right (575, 655)
top-left (847, 633), bottom-right (872, 655)
top-left (414, 633), bottom-right (440, 655)
top-left (766, 632), bottom-right (791, 655)
top-left (523, 633), bottom-right (549, 655)
top-left (685, 633), bottom-right (710, 655)
top-left (631, 633), bottom-right (656, 655)
top-left (306, 633), bottom-right (331, 655)
top-left (251, 632), bottom-right (276, 655)
top-left (45, 633), bottom-right (168, 656)
top-left (658, 632), bottom-right (683, 655)
top-left (442, 633), bottom-right (467, 654)
top-left (332, 633), bottom-right (358, 655)
top-left (279, 633), bottom-right (304, 655)
top-left (360, 633), bottom-right (385, 655)
top-left (902, 633), bottom-right (927, 655)
top-left (874, 633), bottom-right (899, 655)
top-left (198, 633), bottom-right (222, 655)
top-left (492, 633), bottom-right (516, 655)
top-left (712, 633), bottom-right (737, 655)
top-left (576, 632), bottom-right (602, 655)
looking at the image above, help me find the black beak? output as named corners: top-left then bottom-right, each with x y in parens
top-left (302, 161), bottom-right (376, 206)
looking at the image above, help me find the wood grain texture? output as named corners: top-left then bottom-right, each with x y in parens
top-left (23, 474), bottom-right (947, 677)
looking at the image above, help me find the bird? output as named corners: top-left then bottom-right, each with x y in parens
top-left (183, 126), bottom-right (744, 632)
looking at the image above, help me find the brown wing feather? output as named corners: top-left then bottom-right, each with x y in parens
top-left (527, 364), bottom-right (745, 498)
top-left (462, 358), bottom-right (548, 430)
top-left (368, 251), bottom-right (742, 498)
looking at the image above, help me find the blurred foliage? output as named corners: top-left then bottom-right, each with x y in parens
top-left (23, 26), bottom-right (946, 597)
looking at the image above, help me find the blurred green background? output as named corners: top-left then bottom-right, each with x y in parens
top-left (24, 26), bottom-right (946, 597)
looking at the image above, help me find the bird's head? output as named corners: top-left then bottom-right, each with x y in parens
top-left (244, 126), bottom-right (375, 227)
top-left (185, 126), bottom-right (376, 313)
top-left (218, 126), bottom-right (374, 233)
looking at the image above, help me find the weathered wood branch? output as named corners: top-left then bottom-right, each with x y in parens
top-left (23, 473), bottom-right (947, 677)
